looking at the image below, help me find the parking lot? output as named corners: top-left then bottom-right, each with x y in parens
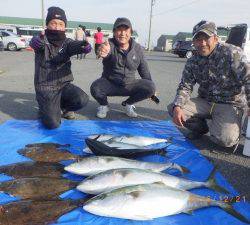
top-left (0, 50), bottom-right (249, 200)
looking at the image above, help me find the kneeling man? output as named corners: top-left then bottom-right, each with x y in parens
top-left (168, 20), bottom-right (250, 148)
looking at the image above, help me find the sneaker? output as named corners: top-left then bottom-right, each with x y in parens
top-left (62, 111), bottom-right (76, 120)
top-left (97, 105), bottom-right (109, 118)
top-left (125, 104), bottom-right (138, 118)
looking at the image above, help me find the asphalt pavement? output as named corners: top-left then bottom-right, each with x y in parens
top-left (0, 50), bottom-right (249, 201)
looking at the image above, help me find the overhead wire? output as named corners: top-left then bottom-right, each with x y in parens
top-left (154, 0), bottom-right (202, 16)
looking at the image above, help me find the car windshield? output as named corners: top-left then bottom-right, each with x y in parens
top-left (226, 25), bottom-right (247, 48)
top-left (4, 31), bottom-right (18, 37)
top-left (181, 41), bottom-right (192, 47)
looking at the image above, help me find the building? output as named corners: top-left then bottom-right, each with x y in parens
top-left (0, 16), bottom-right (139, 44)
top-left (155, 34), bottom-right (175, 52)
top-left (172, 32), bottom-right (193, 45)
top-left (155, 28), bottom-right (230, 53)
top-left (172, 29), bottom-right (229, 46)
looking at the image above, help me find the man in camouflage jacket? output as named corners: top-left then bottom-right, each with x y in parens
top-left (168, 20), bottom-right (250, 147)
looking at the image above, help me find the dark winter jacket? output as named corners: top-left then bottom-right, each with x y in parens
top-left (30, 36), bottom-right (91, 91)
top-left (102, 38), bottom-right (152, 86)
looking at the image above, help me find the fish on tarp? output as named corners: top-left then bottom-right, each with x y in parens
top-left (88, 134), bottom-right (169, 147)
top-left (85, 138), bottom-right (167, 158)
top-left (25, 143), bottom-right (70, 149)
top-left (83, 183), bottom-right (250, 223)
top-left (0, 177), bottom-right (78, 200)
top-left (0, 199), bottom-right (86, 225)
top-left (18, 145), bottom-right (81, 163)
top-left (0, 162), bottom-right (65, 178)
top-left (77, 167), bottom-right (228, 194)
top-left (64, 156), bottom-right (189, 176)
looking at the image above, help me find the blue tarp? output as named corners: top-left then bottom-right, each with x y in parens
top-left (0, 119), bottom-right (249, 225)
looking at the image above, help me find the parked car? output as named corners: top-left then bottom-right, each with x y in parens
top-left (0, 30), bottom-right (27, 51)
top-left (172, 40), bottom-right (196, 58)
top-left (225, 23), bottom-right (250, 62)
top-left (0, 36), bottom-right (4, 51)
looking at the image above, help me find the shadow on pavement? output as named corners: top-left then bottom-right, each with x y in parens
top-left (0, 90), bottom-right (38, 120)
top-left (77, 99), bottom-right (169, 121)
top-left (0, 90), bottom-right (169, 122)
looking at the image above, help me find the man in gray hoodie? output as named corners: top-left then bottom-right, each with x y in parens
top-left (90, 17), bottom-right (157, 118)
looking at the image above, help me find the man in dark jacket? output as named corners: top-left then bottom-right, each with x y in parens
top-left (91, 17), bottom-right (156, 118)
top-left (30, 6), bottom-right (91, 129)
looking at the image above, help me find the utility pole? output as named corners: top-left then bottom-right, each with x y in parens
top-left (147, 0), bottom-right (155, 51)
top-left (41, 0), bottom-right (45, 28)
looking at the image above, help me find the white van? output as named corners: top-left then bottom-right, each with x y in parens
top-left (16, 27), bottom-right (44, 43)
top-left (225, 23), bottom-right (250, 62)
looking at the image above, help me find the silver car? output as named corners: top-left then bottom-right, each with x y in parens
top-left (0, 30), bottom-right (27, 51)
top-left (0, 36), bottom-right (4, 51)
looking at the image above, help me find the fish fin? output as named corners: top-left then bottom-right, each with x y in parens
top-left (158, 148), bottom-right (167, 156)
top-left (152, 181), bottom-right (165, 186)
top-left (180, 165), bottom-right (190, 174)
top-left (184, 210), bottom-right (193, 215)
top-left (93, 135), bottom-right (101, 141)
top-left (166, 137), bottom-right (173, 143)
top-left (76, 156), bottom-right (81, 162)
top-left (206, 167), bottom-right (230, 194)
top-left (83, 147), bottom-right (93, 154)
top-left (219, 202), bottom-right (250, 224)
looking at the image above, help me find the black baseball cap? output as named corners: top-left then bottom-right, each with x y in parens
top-left (192, 20), bottom-right (217, 39)
top-left (113, 17), bottom-right (132, 31)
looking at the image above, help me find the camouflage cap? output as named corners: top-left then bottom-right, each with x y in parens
top-left (192, 20), bottom-right (217, 39)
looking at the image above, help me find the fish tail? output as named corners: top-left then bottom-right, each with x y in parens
top-left (167, 163), bottom-right (190, 174)
top-left (176, 164), bottom-right (190, 174)
top-left (218, 201), bottom-right (250, 224)
top-left (206, 167), bottom-right (230, 194)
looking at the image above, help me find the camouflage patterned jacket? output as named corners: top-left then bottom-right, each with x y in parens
top-left (173, 43), bottom-right (250, 108)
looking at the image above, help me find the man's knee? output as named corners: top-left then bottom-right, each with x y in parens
top-left (210, 132), bottom-right (239, 147)
top-left (75, 92), bottom-right (89, 109)
top-left (137, 80), bottom-right (155, 97)
top-left (41, 116), bottom-right (61, 129)
top-left (90, 80), bottom-right (102, 98)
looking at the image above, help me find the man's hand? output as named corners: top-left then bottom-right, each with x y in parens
top-left (98, 41), bottom-right (111, 58)
top-left (173, 106), bottom-right (186, 127)
top-left (30, 35), bottom-right (44, 51)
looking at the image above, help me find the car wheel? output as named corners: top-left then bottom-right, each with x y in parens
top-left (178, 54), bottom-right (185, 58)
top-left (7, 42), bottom-right (17, 51)
top-left (186, 51), bottom-right (193, 58)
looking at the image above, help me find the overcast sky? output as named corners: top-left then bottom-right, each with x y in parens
top-left (0, 0), bottom-right (250, 46)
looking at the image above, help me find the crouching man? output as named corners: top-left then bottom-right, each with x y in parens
top-left (90, 17), bottom-right (156, 118)
top-left (168, 20), bottom-right (250, 148)
top-left (30, 6), bottom-right (91, 129)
